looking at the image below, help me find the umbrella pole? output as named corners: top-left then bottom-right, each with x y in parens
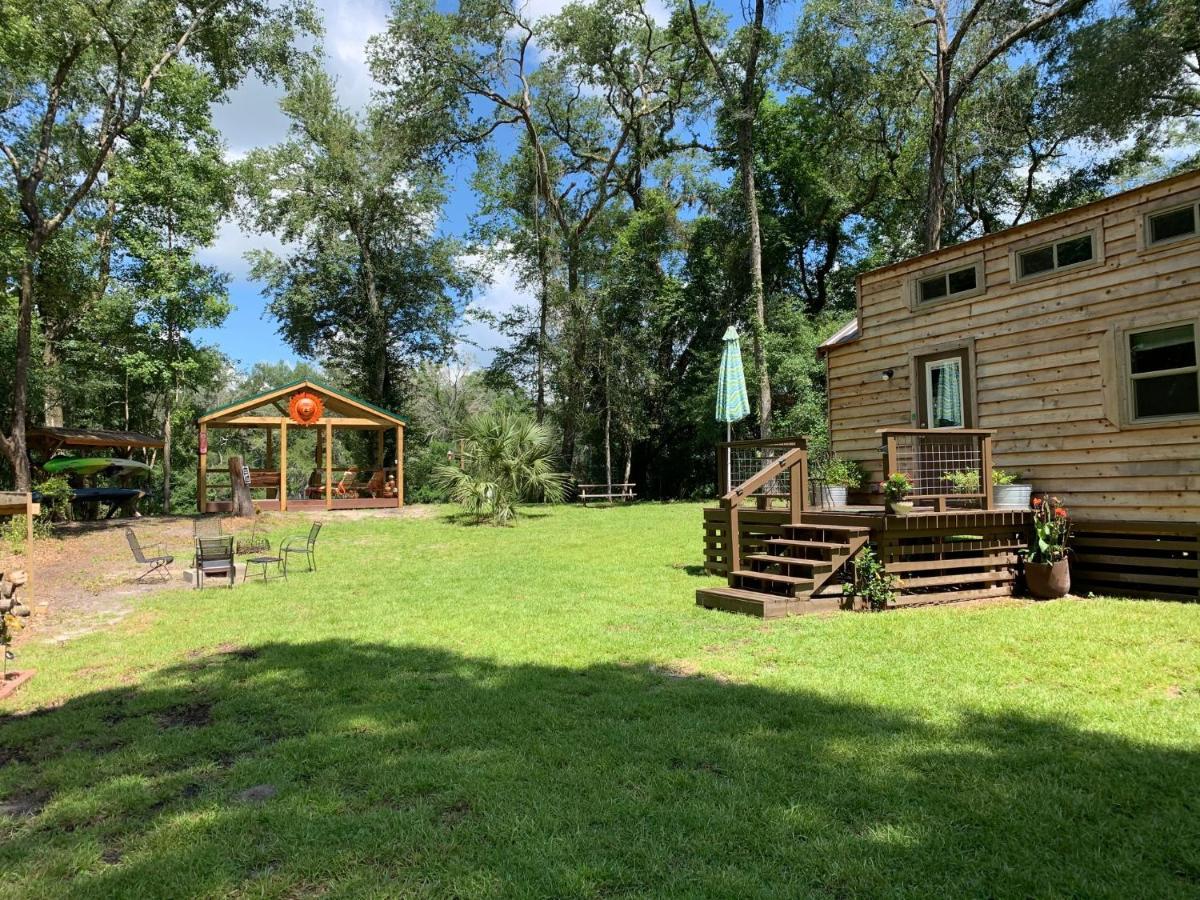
top-left (726, 421), bottom-right (732, 491)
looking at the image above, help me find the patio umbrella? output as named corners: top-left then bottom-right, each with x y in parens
top-left (716, 325), bottom-right (751, 490)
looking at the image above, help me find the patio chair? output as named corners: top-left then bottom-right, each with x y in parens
top-left (194, 536), bottom-right (236, 589)
top-left (281, 522), bottom-right (322, 574)
top-left (192, 517), bottom-right (224, 568)
top-left (235, 514), bottom-right (271, 555)
top-left (125, 528), bottom-right (174, 583)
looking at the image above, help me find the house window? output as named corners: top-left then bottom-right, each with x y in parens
top-left (1017, 232), bottom-right (1094, 279)
top-left (1146, 202), bottom-right (1199, 246)
top-left (1127, 323), bottom-right (1200, 421)
top-left (911, 259), bottom-right (982, 309)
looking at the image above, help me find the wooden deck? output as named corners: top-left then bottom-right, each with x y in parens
top-left (204, 497), bottom-right (400, 513)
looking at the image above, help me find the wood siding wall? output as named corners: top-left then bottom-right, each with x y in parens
top-left (826, 172), bottom-right (1200, 523)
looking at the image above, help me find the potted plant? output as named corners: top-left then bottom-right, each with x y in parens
top-left (940, 468), bottom-right (1033, 510)
top-left (881, 472), bottom-right (914, 516)
top-left (1022, 496), bottom-right (1071, 599)
top-left (812, 455), bottom-right (865, 508)
top-left (991, 469), bottom-right (1033, 510)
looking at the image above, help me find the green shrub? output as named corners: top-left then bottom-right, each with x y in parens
top-left (2, 515), bottom-right (54, 554)
top-left (811, 454), bottom-right (866, 488)
top-left (33, 475), bottom-right (74, 522)
top-left (842, 545), bottom-right (897, 611)
top-left (405, 440), bottom-right (455, 503)
top-left (942, 469), bottom-right (1023, 491)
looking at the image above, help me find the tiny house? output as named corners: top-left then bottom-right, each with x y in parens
top-left (700, 170), bottom-right (1200, 616)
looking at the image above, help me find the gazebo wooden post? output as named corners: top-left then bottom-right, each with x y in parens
top-left (197, 423), bottom-right (207, 513)
top-left (279, 421), bottom-right (288, 512)
top-left (396, 425), bottom-right (404, 508)
top-left (325, 421), bottom-right (333, 511)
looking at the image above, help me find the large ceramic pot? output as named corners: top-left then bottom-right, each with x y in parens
top-left (1025, 558), bottom-right (1070, 599)
top-left (993, 483), bottom-right (1033, 510)
top-left (887, 500), bottom-right (914, 517)
top-left (819, 485), bottom-right (849, 508)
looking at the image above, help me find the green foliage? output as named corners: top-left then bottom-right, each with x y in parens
top-left (881, 472), bottom-right (913, 503)
top-left (239, 67), bottom-right (465, 411)
top-left (33, 476), bottom-right (73, 523)
top-left (405, 440), bottom-right (454, 504)
top-left (812, 454), bottom-right (866, 489)
top-left (2, 515), bottom-right (53, 554)
top-left (435, 411), bottom-right (569, 525)
top-left (842, 544), bottom-right (897, 611)
top-left (943, 469), bottom-right (1022, 492)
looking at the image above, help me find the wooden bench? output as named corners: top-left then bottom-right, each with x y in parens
top-left (577, 483), bottom-right (637, 505)
top-left (247, 470), bottom-right (281, 498)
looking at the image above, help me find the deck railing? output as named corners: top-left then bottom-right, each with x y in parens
top-left (878, 428), bottom-right (995, 510)
top-left (717, 436), bottom-right (809, 572)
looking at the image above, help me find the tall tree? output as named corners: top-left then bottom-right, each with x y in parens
top-left (0, 0), bottom-right (315, 488)
top-left (686, 0), bottom-right (776, 436)
top-left (240, 68), bottom-right (465, 410)
top-left (907, 0), bottom-right (1094, 249)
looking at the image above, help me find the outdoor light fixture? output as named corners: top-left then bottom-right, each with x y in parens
top-left (881, 369), bottom-right (894, 382)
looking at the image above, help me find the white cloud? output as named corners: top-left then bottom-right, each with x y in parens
top-left (455, 253), bottom-right (535, 362)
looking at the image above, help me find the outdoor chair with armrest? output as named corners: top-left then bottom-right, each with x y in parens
top-left (125, 528), bottom-right (174, 583)
top-left (281, 522), bottom-right (322, 575)
top-left (194, 536), bottom-right (236, 589)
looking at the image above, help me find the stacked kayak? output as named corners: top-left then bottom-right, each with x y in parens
top-left (43, 457), bottom-right (152, 478)
top-left (40, 456), bottom-right (152, 519)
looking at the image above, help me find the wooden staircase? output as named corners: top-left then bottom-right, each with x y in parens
top-left (697, 522), bottom-right (870, 619)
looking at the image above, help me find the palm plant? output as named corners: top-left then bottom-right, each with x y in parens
top-left (435, 411), bottom-right (568, 525)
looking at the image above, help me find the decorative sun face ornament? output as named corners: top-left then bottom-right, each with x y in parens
top-left (288, 390), bottom-right (324, 426)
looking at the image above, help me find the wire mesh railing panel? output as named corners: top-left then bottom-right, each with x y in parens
top-left (889, 432), bottom-right (986, 506)
top-left (729, 445), bottom-right (791, 503)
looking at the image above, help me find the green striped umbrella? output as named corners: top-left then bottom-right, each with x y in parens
top-left (716, 326), bottom-right (751, 486)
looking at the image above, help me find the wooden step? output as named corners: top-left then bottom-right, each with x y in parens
top-left (730, 569), bottom-right (814, 597)
top-left (696, 586), bottom-right (793, 619)
top-left (695, 587), bottom-right (840, 619)
top-left (784, 522), bottom-right (872, 534)
top-left (745, 554), bottom-right (834, 575)
top-left (766, 538), bottom-right (847, 553)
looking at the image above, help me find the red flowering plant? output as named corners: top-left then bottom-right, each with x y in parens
top-left (1025, 495), bottom-right (1071, 564)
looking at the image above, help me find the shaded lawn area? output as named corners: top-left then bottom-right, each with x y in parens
top-left (2, 503), bottom-right (1199, 898)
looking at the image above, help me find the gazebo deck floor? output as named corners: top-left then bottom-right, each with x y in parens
top-left (203, 497), bottom-right (399, 514)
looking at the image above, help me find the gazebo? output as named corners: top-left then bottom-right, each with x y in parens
top-left (197, 379), bottom-right (406, 513)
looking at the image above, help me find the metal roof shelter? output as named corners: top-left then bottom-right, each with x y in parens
top-left (196, 379), bottom-right (406, 513)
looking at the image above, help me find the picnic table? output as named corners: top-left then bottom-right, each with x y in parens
top-left (576, 483), bottom-right (637, 505)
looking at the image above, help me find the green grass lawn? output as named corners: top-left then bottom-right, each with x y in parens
top-left (2, 502), bottom-right (1199, 898)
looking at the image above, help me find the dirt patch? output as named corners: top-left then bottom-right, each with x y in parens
top-left (236, 784), bottom-right (278, 804)
top-left (0, 789), bottom-right (50, 819)
top-left (439, 799), bottom-right (472, 827)
top-left (1, 506), bottom-right (434, 648)
top-left (156, 701), bottom-right (213, 729)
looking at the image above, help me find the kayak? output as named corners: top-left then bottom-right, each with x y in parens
top-left (71, 487), bottom-right (146, 503)
top-left (43, 457), bottom-right (152, 477)
top-left (43, 457), bottom-right (113, 477)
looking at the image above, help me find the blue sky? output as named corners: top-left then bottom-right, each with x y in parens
top-left (195, 0), bottom-right (654, 371)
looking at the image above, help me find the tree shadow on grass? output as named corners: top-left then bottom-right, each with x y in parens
top-left (1, 641), bottom-right (1198, 898)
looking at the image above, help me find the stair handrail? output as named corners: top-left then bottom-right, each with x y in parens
top-left (720, 445), bottom-right (808, 507)
top-left (720, 438), bottom-right (810, 575)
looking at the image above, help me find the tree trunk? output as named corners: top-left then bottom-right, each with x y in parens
top-left (604, 366), bottom-right (613, 489)
top-left (922, 14), bottom-right (953, 252)
top-left (162, 390), bottom-right (174, 512)
top-left (737, 126), bottom-right (772, 438)
top-left (1, 253), bottom-right (37, 491)
top-left (228, 455), bottom-right (254, 518)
